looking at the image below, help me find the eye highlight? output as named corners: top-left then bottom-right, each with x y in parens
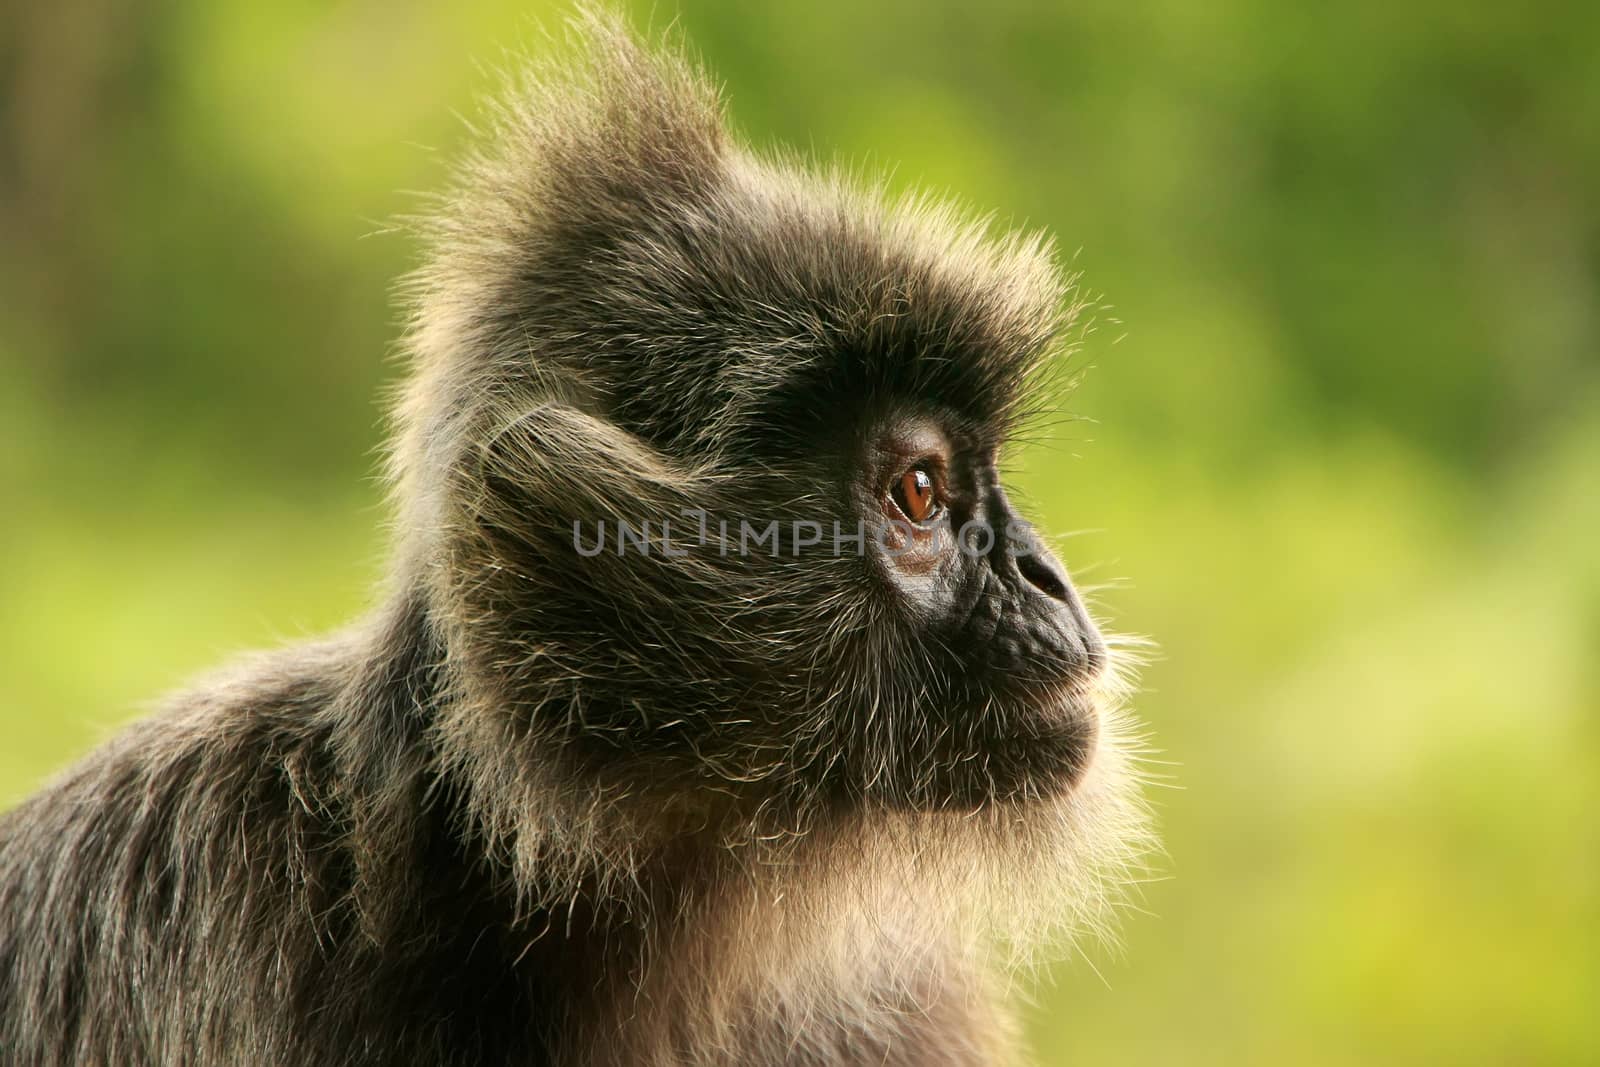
top-left (891, 466), bottom-right (941, 525)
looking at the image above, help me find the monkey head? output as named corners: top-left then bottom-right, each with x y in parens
top-left (393, 16), bottom-right (1143, 870)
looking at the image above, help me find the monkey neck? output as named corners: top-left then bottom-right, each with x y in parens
top-left (322, 588), bottom-right (1008, 1064)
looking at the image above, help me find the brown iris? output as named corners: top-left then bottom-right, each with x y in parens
top-left (892, 466), bottom-right (939, 524)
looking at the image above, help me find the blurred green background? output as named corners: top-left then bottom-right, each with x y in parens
top-left (3, 1), bottom-right (1597, 1062)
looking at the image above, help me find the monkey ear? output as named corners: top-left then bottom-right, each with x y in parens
top-left (440, 401), bottom-right (739, 659)
top-left (456, 402), bottom-right (706, 555)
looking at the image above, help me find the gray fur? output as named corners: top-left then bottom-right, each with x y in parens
top-left (0, 10), bottom-right (1152, 1065)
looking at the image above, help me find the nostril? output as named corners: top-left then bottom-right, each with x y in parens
top-left (1015, 549), bottom-right (1070, 602)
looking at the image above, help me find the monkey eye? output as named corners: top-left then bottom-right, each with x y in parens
top-left (890, 466), bottom-right (942, 525)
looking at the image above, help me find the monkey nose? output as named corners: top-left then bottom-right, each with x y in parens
top-left (1015, 546), bottom-right (1071, 602)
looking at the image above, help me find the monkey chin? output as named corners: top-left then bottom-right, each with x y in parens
top-left (1008, 692), bottom-right (1103, 797)
top-left (910, 684), bottom-right (1104, 813)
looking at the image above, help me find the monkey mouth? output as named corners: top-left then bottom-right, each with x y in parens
top-left (1007, 690), bottom-right (1102, 794)
top-left (982, 643), bottom-right (1107, 728)
top-left (905, 685), bottom-right (1102, 810)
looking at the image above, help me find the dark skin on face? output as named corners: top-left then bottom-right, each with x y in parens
top-left (852, 411), bottom-right (1107, 808)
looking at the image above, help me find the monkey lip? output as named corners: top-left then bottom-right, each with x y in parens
top-left (927, 715), bottom-right (1097, 810)
top-left (966, 688), bottom-right (1102, 803)
top-left (1006, 665), bottom-right (1104, 723)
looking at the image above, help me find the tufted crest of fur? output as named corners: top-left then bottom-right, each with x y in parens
top-left (0, 9), bottom-right (1153, 1066)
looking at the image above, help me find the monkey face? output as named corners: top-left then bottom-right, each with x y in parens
top-left (843, 412), bottom-right (1106, 808)
top-left (450, 384), bottom-right (1109, 816)
top-left (413, 26), bottom-right (1119, 820)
